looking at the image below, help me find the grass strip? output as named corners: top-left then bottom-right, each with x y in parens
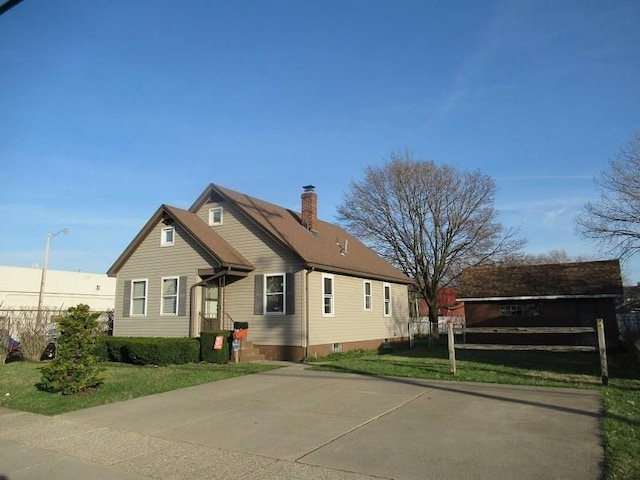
top-left (0, 361), bottom-right (279, 416)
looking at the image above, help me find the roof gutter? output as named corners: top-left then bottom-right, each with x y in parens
top-left (458, 294), bottom-right (621, 302)
top-left (303, 262), bottom-right (413, 285)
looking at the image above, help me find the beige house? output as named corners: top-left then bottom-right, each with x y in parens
top-left (108, 184), bottom-right (412, 361)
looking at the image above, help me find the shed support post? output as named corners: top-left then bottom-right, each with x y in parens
top-left (448, 322), bottom-right (456, 375)
top-left (596, 318), bottom-right (608, 386)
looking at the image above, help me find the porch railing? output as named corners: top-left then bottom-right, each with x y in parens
top-left (200, 312), bottom-right (236, 332)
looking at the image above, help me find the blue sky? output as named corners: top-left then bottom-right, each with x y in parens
top-left (1, 0), bottom-right (639, 283)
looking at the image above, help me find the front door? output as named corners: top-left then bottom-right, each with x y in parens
top-left (202, 283), bottom-right (220, 331)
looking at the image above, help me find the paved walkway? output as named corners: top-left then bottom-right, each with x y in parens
top-left (0, 363), bottom-right (603, 479)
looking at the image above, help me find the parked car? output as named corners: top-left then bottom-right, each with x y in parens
top-left (1, 324), bottom-right (59, 363)
top-left (5, 336), bottom-right (24, 363)
top-left (40, 323), bottom-right (59, 361)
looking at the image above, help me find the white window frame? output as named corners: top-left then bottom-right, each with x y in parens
top-left (161, 276), bottom-right (179, 316)
top-left (363, 280), bottom-right (372, 311)
top-left (131, 279), bottom-right (148, 316)
top-left (383, 283), bottom-right (392, 317)
top-left (208, 207), bottom-right (223, 226)
top-left (322, 273), bottom-right (335, 317)
top-left (160, 226), bottom-right (175, 246)
top-left (264, 273), bottom-right (285, 315)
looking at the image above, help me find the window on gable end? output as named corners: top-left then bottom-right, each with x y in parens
top-left (209, 207), bottom-right (223, 226)
top-left (161, 226), bottom-right (175, 246)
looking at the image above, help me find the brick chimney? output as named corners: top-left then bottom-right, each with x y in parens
top-left (301, 185), bottom-right (317, 231)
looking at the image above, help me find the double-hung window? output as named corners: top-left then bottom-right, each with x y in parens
top-left (323, 274), bottom-right (334, 317)
top-left (383, 283), bottom-right (391, 317)
top-left (161, 226), bottom-right (175, 246)
top-left (363, 281), bottom-right (372, 311)
top-left (265, 273), bottom-right (285, 314)
top-left (161, 277), bottom-right (179, 315)
top-left (131, 279), bottom-right (148, 316)
top-left (209, 207), bottom-right (223, 226)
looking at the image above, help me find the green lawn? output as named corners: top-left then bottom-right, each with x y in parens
top-left (0, 361), bottom-right (279, 415)
top-left (308, 343), bottom-right (640, 480)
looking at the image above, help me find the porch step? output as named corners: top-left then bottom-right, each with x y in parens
top-left (237, 340), bottom-right (266, 362)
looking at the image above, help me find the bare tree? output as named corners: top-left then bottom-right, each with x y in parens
top-left (576, 131), bottom-right (640, 260)
top-left (338, 152), bottom-right (524, 332)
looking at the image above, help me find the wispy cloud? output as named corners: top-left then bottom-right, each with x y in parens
top-left (434, 3), bottom-right (528, 119)
top-left (497, 196), bottom-right (588, 213)
top-left (439, 88), bottom-right (469, 116)
top-left (495, 175), bottom-right (594, 181)
top-left (543, 207), bottom-right (567, 225)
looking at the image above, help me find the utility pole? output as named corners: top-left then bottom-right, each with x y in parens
top-left (36, 228), bottom-right (68, 325)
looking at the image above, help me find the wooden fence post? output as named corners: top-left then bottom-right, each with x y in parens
top-left (447, 321), bottom-right (456, 375)
top-left (596, 318), bottom-right (608, 386)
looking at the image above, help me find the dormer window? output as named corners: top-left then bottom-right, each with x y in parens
top-left (161, 226), bottom-right (175, 246)
top-left (209, 207), bottom-right (223, 226)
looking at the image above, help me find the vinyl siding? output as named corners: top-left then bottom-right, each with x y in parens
top-left (195, 200), bottom-right (305, 346)
top-left (307, 271), bottom-right (410, 346)
top-left (113, 220), bottom-right (220, 337)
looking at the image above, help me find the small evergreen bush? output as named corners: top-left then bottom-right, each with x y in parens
top-left (200, 331), bottom-right (230, 364)
top-left (40, 304), bottom-right (104, 395)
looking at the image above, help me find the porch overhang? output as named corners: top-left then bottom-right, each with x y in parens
top-left (198, 267), bottom-right (252, 281)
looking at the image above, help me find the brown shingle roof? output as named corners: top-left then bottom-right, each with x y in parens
top-left (458, 260), bottom-right (623, 299)
top-left (191, 184), bottom-right (412, 284)
top-left (107, 205), bottom-right (253, 276)
top-left (163, 206), bottom-right (253, 270)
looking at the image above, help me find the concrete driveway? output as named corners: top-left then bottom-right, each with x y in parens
top-left (0, 363), bottom-right (603, 480)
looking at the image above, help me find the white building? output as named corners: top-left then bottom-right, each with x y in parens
top-left (0, 265), bottom-right (115, 312)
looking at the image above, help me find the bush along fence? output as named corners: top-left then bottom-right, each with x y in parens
top-left (95, 331), bottom-right (231, 366)
top-left (446, 319), bottom-right (609, 386)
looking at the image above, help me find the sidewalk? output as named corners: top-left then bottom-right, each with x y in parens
top-left (0, 364), bottom-right (603, 479)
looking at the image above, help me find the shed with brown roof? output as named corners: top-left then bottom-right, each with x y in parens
top-left (457, 260), bottom-right (623, 347)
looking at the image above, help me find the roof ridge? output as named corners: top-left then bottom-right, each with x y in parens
top-left (189, 183), bottom-right (411, 284)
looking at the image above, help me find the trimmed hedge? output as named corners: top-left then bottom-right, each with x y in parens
top-left (96, 337), bottom-right (200, 365)
top-left (200, 331), bottom-right (231, 364)
top-left (94, 335), bottom-right (110, 361)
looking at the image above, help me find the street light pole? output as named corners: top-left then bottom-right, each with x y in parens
top-left (36, 228), bottom-right (68, 324)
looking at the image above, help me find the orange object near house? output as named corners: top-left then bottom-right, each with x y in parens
top-left (233, 329), bottom-right (248, 340)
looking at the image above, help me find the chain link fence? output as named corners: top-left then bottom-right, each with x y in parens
top-left (0, 307), bottom-right (113, 362)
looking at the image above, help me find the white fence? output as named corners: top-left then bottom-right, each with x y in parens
top-left (409, 316), bottom-right (466, 347)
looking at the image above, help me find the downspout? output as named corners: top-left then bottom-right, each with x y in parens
top-left (304, 267), bottom-right (314, 359)
top-left (220, 274), bottom-right (226, 330)
top-left (189, 282), bottom-right (200, 338)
